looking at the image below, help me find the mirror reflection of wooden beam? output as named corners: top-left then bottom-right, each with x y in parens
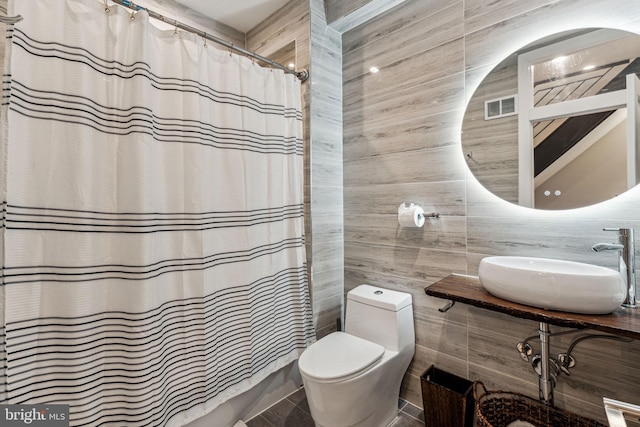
top-left (529, 90), bottom-right (626, 121)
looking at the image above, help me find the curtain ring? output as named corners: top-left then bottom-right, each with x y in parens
top-left (228, 44), bottom-right (233, 57)
top-left (203, 33), bottom-right (207, 48)
top-left (104, 0), bottom-right (110, 14)
top-left (173, 20), bottom-right (178, 36)
top-left (128, 1), bottom-right (137, 20)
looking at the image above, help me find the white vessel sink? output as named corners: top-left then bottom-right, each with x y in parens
top-left (478, 256), bottom-right (626, 314)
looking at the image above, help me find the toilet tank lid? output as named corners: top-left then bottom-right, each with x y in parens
top-left (347, 285), bottom-right (412, 311)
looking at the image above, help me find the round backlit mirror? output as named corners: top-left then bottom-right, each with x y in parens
top-left (462, 28), bottom-right (640, 210)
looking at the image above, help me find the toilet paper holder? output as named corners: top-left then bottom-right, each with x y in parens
top-left (397, 203), bottom-right (440, 226)
top-left (420, 211), bottom-right (440, 219)
top-left (407, 203), bottom-right (439, 220)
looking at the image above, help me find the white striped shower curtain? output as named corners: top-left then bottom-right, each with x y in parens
top-left (0, 0), bottom-right (314, 425)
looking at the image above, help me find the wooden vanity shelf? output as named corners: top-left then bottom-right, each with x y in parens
top-left (425, 274), bottom-right (640, 340)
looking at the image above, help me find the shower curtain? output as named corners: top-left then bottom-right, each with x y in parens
top-left (0, 0), bottom-right (314, 425)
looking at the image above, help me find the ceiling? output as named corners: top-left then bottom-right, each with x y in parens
top-left (173, 0), bottom-right (290, 33)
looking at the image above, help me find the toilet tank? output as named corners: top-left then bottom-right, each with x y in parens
top-left (345, 284), bottom-right (414, 352)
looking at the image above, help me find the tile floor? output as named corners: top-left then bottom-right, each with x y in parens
top-left (246, 387), bottom-right (425, 427)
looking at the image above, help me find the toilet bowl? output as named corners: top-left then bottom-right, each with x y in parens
top-left (298, 284), bottom-right (415, 427)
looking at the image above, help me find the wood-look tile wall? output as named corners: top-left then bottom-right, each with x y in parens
top-left (342, 0), bottom-right (640, 422)
top-left (325, 0), bottom-right (409, 32)
top-left (308, 0), bottom-right (344, 338)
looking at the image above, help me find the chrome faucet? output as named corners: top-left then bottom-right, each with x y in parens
top-left (591, 228), bottom-right (636, 308)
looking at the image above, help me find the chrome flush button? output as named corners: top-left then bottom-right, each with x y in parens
top-left (374, 290), bottom-right (383, 295)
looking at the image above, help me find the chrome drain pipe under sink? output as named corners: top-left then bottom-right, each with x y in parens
top-left (517, 325), bottom-right (632, 408)
top-left (538, 322), bottom-right (554, 405)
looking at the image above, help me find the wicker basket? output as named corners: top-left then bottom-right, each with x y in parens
top-left (473, 382), bottom-right (607, 427)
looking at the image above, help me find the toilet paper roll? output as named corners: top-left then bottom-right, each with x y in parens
top-left (397, 203), bottom-right (425, 228)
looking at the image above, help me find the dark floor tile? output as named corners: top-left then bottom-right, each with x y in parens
top-left (400, 401), bottom-right (425, 422)
top-left (260, 397), bottom-right (315, 427)
top-left (389, 412), bottom-right (426, 427)
top-left (253, 387), bottom-right (425, 426)
top-left (246, 414), bottom-right (275, 427)
top-left (285, 387), bottom-right (312, 415)
top-left (285, 387), bottom-right (307, 406)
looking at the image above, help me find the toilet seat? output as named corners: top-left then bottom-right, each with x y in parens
top-left (298, 332), bottom-right (385, 383)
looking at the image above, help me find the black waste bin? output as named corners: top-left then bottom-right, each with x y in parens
top-left (421, 365), bottom-right (475, 427)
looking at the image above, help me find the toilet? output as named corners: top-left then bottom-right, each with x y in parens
top-left (298, 284), bottom-right (415, 427)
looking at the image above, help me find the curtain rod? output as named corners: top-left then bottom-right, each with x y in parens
top-left (108, 0), bottom-right (309, 82)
